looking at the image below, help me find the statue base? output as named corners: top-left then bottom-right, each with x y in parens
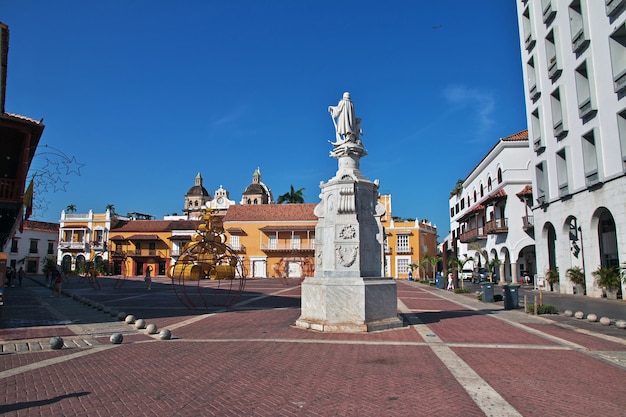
top-left (295, 277), bottom-right (404, 332)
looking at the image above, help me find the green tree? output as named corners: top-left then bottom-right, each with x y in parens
top-left (105, 204), bottom-right (116, 214)
top-left (408, 263), bottom-right (420, 280)
top-left (448, 255), bottom-right (474, 290)
top-left (66, 204), bottom-right (77, 213)
top-left (422, 254), bottom-right (441, 280)
top-left (277, 185), bottom-right (305, 204)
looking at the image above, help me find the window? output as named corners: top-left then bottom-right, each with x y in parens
top-left (527, 57), bottom-right (540, 101)
top-left (545, 29), bottom-right (561, 80)
top-left (535, 161), bottom-right (548, 204)
top-left (582, 130), bottom-right (600, 185)
top-left (551, 88), bottom-right (567, 139)
top-left (610, 24), bottom-right (626, 94)
top-left (497, 168), bottom-right (503, 184)
top-left (618, 110), bottom-right (626, 170)
top-left (542, 0), bottom-right (556, 24)
top-left (230, 235), bottom-right (240, 250)
top-left (10, 239), bottom-right (18, 253)
top-left (487, 177), bottom-right (492, 192)
top-left (290, 235), bottom-right (301, 249)
top-left (556, 149), bottom-right (569, 196)
top-left (480, 184), bottom-right (484, 197)
top-left (396, 235), bottom-right (410, 254)
top-left (532, 107), bottom-right (544, 152)
top-left (460, 198), bottom-right (465, 210)
top-left (47, 241), bottom-right (54, 255)
top-left (522, 6), bottom-right (535, 51)
top-left (450, 207), bottom-right (454, 217)
top-left (569, 1), bottom-right (589, 54)
top-left (29, 239), bottom-right (39, 254)
top-left (473, 190), bottom-right (477, 201)
top-left (606, 0), bottom-right (626, 17)
top-left (397, 257), bottom-right (410, 275)
top-left (575, 61), bottom-right (595, 119)
top-left (269, 235), bottom-right (277, 249)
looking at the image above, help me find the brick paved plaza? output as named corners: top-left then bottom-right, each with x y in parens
top-left (1, 276), bottom-right (625, 416)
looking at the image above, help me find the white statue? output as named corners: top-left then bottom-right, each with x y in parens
top-left (328, 92), bottom-right (362, 145)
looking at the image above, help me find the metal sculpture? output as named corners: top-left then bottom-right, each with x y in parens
top-left (168, 210), bottom-right (246, 309)
top-left (272, 252), bottom-right (314, 286)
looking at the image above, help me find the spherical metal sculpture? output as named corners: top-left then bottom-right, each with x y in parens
top-left (159, 329), bottom-right (172, 340)
top-left (110, 333), bottom-right (124, 344)
top-left (134, 319), bottom-right (146, 329)
top-left (146, 323), bottom-right (158, 334)
top-left (169, 210), bottom-right (247, 309)
top-left (125, 315), bottom-right (136, 324)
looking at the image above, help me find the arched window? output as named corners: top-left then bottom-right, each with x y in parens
top-left (474, 190), bottom-right (477, 202)
top-left (497, 168), bottom-right (502, 184)
top-left (467, 195), bottom-right (470, 207)
top-left (487, 177), bottom-right (492, 191)
top-left (480, 184), bottom-right (484, 197)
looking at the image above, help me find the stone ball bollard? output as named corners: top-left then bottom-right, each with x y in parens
top-left (146, 323), bottom-right (158, 334)
top-left (159, 329), bottom-right (172, 340)
top-left (103, 306), bottom-right (111, 314)
top-left (616, 320), bottom-right (626, 329)
top-left (110, 309), bottom-right (119, 318)
top-left (134, 319), bottom-right (146, 329)
top-left (574, 311), bottom-right (585, 319)
top-left (49, 336), bottom-right (64, 350)
top-left (125, 315), bottom-right (136, 324)
top-left (587, 313), bottom-right (598, 322)
top-left (117, 311), bottom-right (127, 321)
top-left (563, 309), bottom-right (573, 317)
top-left (110, 333), bottom-right (123, 344)
top-left (600, 317), bottom-right (611, 326)
top-left (96, 304), bottom-right (104, 311)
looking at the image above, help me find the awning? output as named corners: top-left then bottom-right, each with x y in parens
top-left (259, 225), bottom-right (316, 232)
top-left (110, 235), bottom-right (128, 241)
top-left (168, 235), bottom-right (192, 241)
top-left (127, 234), bottom-right (161, 241)
top-left (226, 227), bottom-right (247, 235)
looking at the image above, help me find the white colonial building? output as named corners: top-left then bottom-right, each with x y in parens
top-left (449, 130), bottom-right (535, 284)
top-left (4, 220), bottom-right (59, 274)
top-left (516, 0), bottom-right (626, 297)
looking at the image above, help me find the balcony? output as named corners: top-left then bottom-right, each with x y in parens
top-left (90, 241), bottom-right (106, 251)
top-left (128, 249), bottom-right (166, 258)
top-left (59, 241), bottom-right (87, 251)
top-left (485, 218), bottom-right (508, 234)
top-left (261, 243), bottom-right (315, 253)
top-left (110, 249), bottom-right (127, 258)
top-left (459, 227), bottom-right (486, 243)
top-left (522, 215), bottom-right (534, 231)
top-left (0, 178), bottom-right (19, 201)
top-left (230, 244), bottom-right (246, 253)
top-left (396, 246), bottom-right (413, 255)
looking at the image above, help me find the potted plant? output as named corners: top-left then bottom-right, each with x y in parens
top-left (566, 266), bottom-right (585, 295)
top-left (592, 265), bottom-right (622, 299)
top-left (545, 268), bottom-right (559, 292)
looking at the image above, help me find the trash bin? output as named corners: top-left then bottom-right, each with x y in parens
top-left (481, 282), bottom-right (495, 302)
top-left (436, 273), bottom-right (445, 289)
top-left (502, 284), bottom-right (520, 310)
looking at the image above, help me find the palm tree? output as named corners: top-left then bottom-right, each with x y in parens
top-left (105, 204), bottom-right (116, 214)
top-left (424, 254), bottom-right (442, 280)
top-left (408, 263), bottom-right (419, 280)
top-left (66, 204), bottom-right (77, 213)
top-left (448, 255), bottom-right (474, 290)
top-left (277, 185), bottom-right (305, 204)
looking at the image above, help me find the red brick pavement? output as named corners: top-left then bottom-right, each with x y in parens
top-left (1, 278), bottom-right (625, 416)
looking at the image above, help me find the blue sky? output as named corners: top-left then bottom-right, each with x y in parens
top-left (4, 1), bottom-right (526, 237)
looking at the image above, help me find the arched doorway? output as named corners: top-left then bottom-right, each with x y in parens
top-left (597, 209), bottom-right (619, 268)
top-left (61, 255), bottom-right (72, 273)
top-left (75, 255), bottom-right (86, 274)
top-left (544, 222), bottom-right (557, 271)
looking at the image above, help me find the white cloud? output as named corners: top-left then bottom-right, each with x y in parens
top-left (443, 84), bottom-right (495, 139)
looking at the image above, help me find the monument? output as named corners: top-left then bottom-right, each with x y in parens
top-left (295, 92), bottom-right (403, 332)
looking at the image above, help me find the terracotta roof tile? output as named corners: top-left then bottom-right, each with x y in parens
top-left (501, 129), bottom-right (528, 141)
top-left (223, 204), bottom-right (317, 222)
top-left (111, 219), bottom-right (202, 233)
top-left (23, 220), bottom-right (58, 233)
top-left (516, 185), bottom-right (533, 196)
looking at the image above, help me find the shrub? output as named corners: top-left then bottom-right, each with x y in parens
top-left (566, 266), bottom-right (585, 286)
top-left (454, 288), bottom-right (470, 294)
top-left (527, 304), bottom-right (557, 315)
top-left (592, 265), bottom-right (621, 290)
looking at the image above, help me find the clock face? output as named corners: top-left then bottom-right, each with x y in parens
top-left (217, 197), bottom-right (224, 204)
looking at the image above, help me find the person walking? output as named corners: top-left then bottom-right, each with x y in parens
top-left (17, 266), bottom-right (25, 287)
top-left (447, 272), bottom-right (455, 291)
top-left (145, 266), bottom-right (152, 291)
top-left (52, 269), bottom-right (62, 297)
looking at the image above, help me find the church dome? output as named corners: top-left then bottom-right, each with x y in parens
top-left (186, 184), bottom-right (209, 197)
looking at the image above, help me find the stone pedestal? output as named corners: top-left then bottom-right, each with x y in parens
top-left (296, 93), bottom-right (402, 332)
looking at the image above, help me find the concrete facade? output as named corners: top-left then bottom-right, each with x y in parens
top-left (516, 0), bottom-right (626, 297)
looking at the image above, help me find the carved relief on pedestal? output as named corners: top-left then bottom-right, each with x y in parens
top-left (335, 245), bottom-right (358, 267)
top-left (338, 224), bottom-right (356, 240)
top-left (316, 250), bottom-right (323, 266)
top-left (338, 186), bottom-right (355, 214)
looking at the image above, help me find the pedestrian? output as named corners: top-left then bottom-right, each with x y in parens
top-left (145, 266), bottom-right (152, 291)
top-left (5, 267), bottom-right (12, 287)
top-left (17, 266), bottom-right (25, 287)
top-left (52, 269), bottom-right (62, 297)
top-left (447, 272), bottom-right (455, 291)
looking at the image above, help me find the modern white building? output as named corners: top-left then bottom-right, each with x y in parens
top-left (516, 0), bottom-right (626, 297)
top-left (3, 220), bottom-right (59, 274)
top-left (449, 130), bottom-right (535, 284)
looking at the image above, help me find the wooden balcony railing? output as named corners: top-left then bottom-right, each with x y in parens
top-left (484, 218), bottom-right (508, 234)
top-left (459, 227), bottom-right (486, 243)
